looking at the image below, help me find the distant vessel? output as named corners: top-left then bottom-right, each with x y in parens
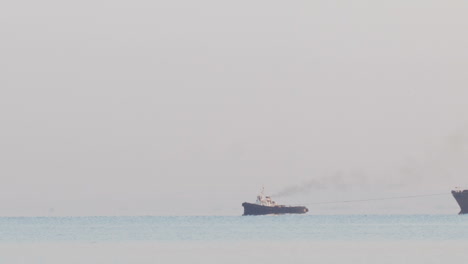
top-left (452, 188), bottom-right (468, 214)
top-left (242, 188), bottom-right (308, 216)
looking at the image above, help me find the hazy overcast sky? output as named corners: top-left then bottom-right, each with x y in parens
top-left (1, 0), bottom-right (467, 216)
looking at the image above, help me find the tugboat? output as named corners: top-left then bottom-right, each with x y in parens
top-left (242, 188), bottom-right (309, 216)
top-left (452, 188), bottom-right (468, 214)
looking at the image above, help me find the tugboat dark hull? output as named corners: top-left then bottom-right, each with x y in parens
top-left (242, 202), bottom-right (308, 216)
top-left (452, 190), bottom-right (468, 214)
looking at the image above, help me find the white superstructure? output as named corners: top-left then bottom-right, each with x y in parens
top-left (255, 187), bottom-right (277, 207)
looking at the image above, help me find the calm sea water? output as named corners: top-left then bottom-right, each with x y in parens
top-left (1, 215), bottom-right (468, 243)
top-left (1, 215), bottom-right (468, 263)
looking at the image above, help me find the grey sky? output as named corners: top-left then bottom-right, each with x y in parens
top-left (1, 0), bottom-right (467, 216)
